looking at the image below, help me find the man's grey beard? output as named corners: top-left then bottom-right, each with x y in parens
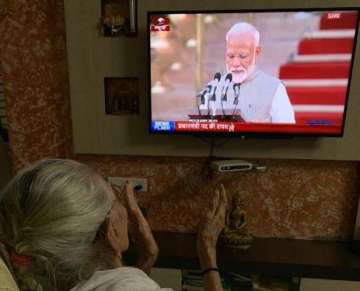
top-left (226, 57), bottom-right (256, 83)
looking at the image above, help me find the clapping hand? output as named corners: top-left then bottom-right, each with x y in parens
top-left (196, 184), bottom-right (228, 291)
top-left (122, 181), bottom-right (158, 274)
top-left (197, 184), bottom-right (228, 270)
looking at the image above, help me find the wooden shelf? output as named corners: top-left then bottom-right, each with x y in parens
top-left (125, 232), bottom-right (360, 280)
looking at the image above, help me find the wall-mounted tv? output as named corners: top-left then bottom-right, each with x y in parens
top-left (148, 8), bottom-right (359, 136)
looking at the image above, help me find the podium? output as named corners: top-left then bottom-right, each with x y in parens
top-left (188, 114), bottom-right (244, 122)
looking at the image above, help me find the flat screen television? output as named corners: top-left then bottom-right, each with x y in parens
top-left (148, 8), bottom-right (359, 136)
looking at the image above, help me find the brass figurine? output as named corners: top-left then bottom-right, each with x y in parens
top-left (221, 194), bottom-right (252, 249)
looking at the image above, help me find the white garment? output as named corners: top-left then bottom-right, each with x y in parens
top-left (0, 257), bottom-right (19, 291)
top-left (201, 69), bottom-right (295, 123)
top-left (70, 267), bottom-right (173, 291)
top-left (269, 83), bottom-right (296, 123)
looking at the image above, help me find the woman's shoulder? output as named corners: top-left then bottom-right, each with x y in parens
top-left (70, 267), bottom-right (173, 291)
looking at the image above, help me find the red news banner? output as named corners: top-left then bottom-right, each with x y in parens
top-left (175, 121), bottom-right (341, 134)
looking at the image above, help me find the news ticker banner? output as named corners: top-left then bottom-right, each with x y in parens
top-left (151, 120), bottom-right (342, 134)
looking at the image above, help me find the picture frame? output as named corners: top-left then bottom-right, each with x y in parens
top-left (104, 77), bottom-right (140, 115)
top-left (101, 0), bottom-right (137, 36)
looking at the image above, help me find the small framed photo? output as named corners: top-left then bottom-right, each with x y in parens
top-left (104, 77), bottom-right (139, 115)
top-left (101, 0), bottom-right (137, 36)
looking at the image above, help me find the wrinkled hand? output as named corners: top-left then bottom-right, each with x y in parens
top-left (122, 182), bottom-right (142, 214)
top-left (197, 184), bottom-right (228, 270)
top-left (198, 184), bottom-right (228, 247)
top-left (122, 181), bottom-right (158, 274)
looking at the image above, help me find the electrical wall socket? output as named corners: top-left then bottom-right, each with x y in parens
top-left (108, 177), bottom-right (148, 192)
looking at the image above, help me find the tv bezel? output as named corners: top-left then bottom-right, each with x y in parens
top-left (147, 7), bottom-right (360, 138)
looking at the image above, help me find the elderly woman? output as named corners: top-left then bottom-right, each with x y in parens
top-left (0, 159), bottom-right (227, 291)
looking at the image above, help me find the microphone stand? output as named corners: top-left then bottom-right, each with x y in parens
top-left (220, 84), bottom-right (227, 116)
top-left (231, 83), bottom-right (241, 117)
top-left (209, 89), bottom-right (217, 119)
top-left (220, 74), bottom-right (232, 116)
top-left (207, 90), bottom-right (211, 117)
top-left (196, 93), bottom-right (202, 115)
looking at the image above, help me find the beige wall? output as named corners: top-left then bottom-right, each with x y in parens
top-left (65, 0), bottom-right (360, 160)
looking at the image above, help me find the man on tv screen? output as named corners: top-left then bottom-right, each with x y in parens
top-left (204, 22), bottom-right (296, 124)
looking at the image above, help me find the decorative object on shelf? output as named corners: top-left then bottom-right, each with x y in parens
top-left (104, 77), bottom-right (139, 115)
top-left (221, 194), bottom-right (253, 249)
top-left (101, 0), bottom-right (137, 36)
top-left (251, 274), bottom-right (300, 291)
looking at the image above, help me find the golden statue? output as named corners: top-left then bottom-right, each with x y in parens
top-left (221, 194), bottom-right (252, 249)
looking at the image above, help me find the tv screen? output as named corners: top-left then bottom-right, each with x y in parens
top-left (148, 8), bottom-right (359, 136)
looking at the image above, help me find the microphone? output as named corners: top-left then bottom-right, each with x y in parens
top-left (197, 85), bottom-right (211, 114)
top-left (197, 86), bottom-right (210, 105)
top-left (221, 73), bottom-right (232, 102)
top-left (233, 83), bottom-right (241, 105)
top-left (209, 72), bottom-right (221, 101)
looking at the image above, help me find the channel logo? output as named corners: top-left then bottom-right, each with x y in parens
top-left (151, 121), bottom-right (175, 132)
top-left (150, 16), bottom-right (170, 32)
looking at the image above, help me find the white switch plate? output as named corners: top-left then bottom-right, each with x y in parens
top-left (108, 177), bottom-right (148, 192)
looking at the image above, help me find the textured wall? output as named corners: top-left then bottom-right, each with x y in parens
top-left (0, 0), bottom-right (73, 167)
top-left (0, 0), bottom-right (359, 240)
top-left (80, 155), bottom-right (360, 239)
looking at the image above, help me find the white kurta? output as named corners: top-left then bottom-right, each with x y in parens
top-left (70, 267), bottom-right (173, 291)
top-left (200, 69), bottom-right (295, 124)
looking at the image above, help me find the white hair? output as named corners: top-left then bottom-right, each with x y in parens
top-left (226, 22), bottom-right (260, 47)
top-left (0, 159), bottom-right (114, 291)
